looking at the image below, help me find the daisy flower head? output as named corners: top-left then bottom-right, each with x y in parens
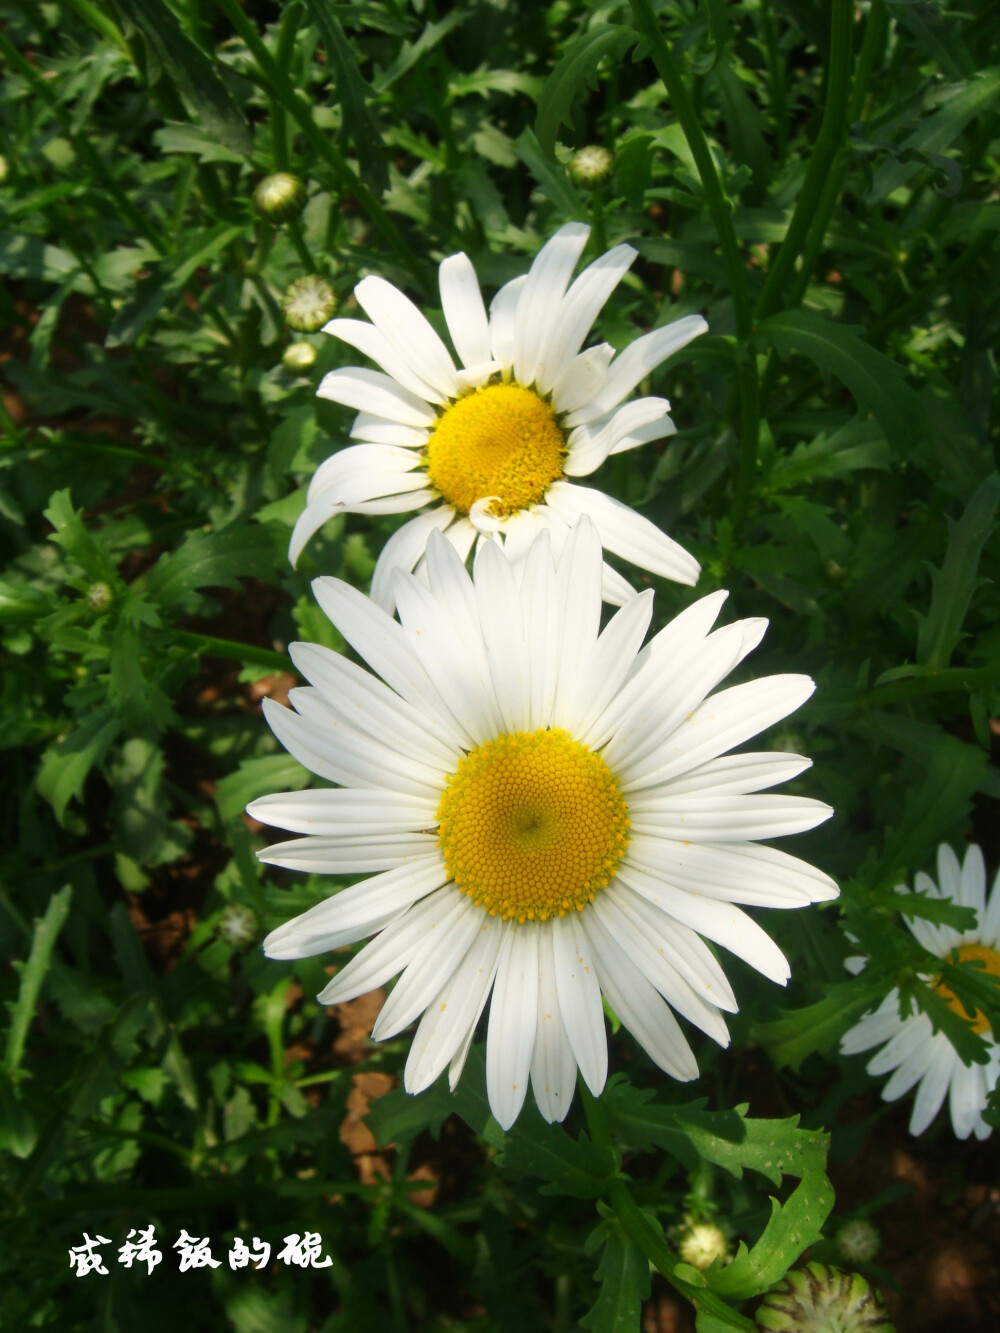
top-left (292, 223), bottom-right (708, 610)
top-left (252, 519), bottom-right (836, 1130)
top-left (840, 842), bottom-right (1000, 1141)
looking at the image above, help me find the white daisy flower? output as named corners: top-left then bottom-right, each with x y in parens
top-left (292, 222), bottom-right (708, 609)
top-left (841, 842), bottom-right (1000, 1141)
top-left (252, 519), bottom-right (835, 1130)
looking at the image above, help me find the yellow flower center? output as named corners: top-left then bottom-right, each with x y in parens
top-left (424, 382), bottom-right (566, 517)
top-left (435, 728), bottom-right (630, 923)
top-left (934, 943), bottom-right (1000, 1035)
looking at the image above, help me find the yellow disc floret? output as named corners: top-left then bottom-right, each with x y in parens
top-left (425, 382), bottom-right (566, 517)
top-left (934, 943), bottom-right (1000, 1035)
top-left (436, 728), bottom-right (630, 923)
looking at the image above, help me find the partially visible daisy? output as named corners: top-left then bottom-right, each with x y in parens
top-left (292, 222), bottom-right (707, 608)
top-left (251, 519), bottom-right (835, 1130)
top-left (841, 843), bottom-right (1000, 1140)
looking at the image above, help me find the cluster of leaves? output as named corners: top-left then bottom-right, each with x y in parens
top-left (1, 0), bottom-right (998, 1330)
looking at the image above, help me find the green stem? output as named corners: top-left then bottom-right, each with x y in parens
top-left (271, 0), bottom-right (305, 170)
top-left (286, 219), bottom-right (318, 274)
top-left (754, 1), bottom-right (854, 323)
top-left (627, 0), bottom-right (760, 533)
top-left (217, 0), bottom-right (427, 293)
top-left (60, 0), bottom-right (132, 57)
top-left (861, 659), bottom-right (1000, 706)
top-left (172, 631), bottom-right (291, 674)
top-left (579, 1085), bottom-right (756, 1330)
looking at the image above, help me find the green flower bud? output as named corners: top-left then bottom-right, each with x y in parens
top-left (282, 340), bottom-right (317, 374)
top-left (756, 1264), bottom-right (894, 1333)
top-left (0, 156), bottom-right (8, 186)
top-left (835, 1219), bottom-right (881, 1265)
top-left (253, 172), bottom-right (307, 223)
top-left (678, 1222), bottom-right (728, 1271)
top-left (218, 903), bottom-right (258, 948)
top-left (283, 275), bottom-right (337, 333)
top-left (569, 145), bottom-right (614, 188)
top-left (86, 582), bottom-right (113, 613)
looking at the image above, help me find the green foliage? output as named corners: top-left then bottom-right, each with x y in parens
top-left (1, 0), bottom-right (999, 1329)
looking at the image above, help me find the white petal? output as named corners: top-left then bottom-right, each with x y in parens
top-left (265, 856), bottom-right (448, 959)
top-left (530, 924), bottom-right (579, 1123)
top-left (618, 864), bottom-right (790, 985)
top-left (519, 526), bottom-right (560, 730)
top-left (349, 411), bottom-right (429, 446)
top-left (370, 506), bottom-right (457, 614)
top-left (489, 275), bottom-right (527, 367)
top-left (910, 1036), bottom-right (957, 1135)
top-left (936, 843), bottom-right (963, 904)
top-left (513, 223), bottom-right (590, 387)
top-left (582, 910), bottom-right (698, 1080)
top-left (316, 885), bottom-right (461, 1003)
top-left (354, 274), bottom-right (458, 400)
top-left (959, 844), bottom-right (987, 921)
top-left (841, 993), bottom-right (904, 1055)
top-left (626, 793), bottom-right (833, 843)
top-left (948, 1057), bottom-right (985, 1140)
top-left (550, 343), bottom-right (615, 416)
top-left (439, 252), bottom-right (492, 369)
top-left (601, 561), bottom-right (638, 607)
top-left (563, 398), bottom-right (672, 477)
top-left (983, 866), bottom-right (1000, 947)
top-left (534, 244), bottom-right (636, 394)
top-left (555, 589), bottom-right (653, 736)
top-left (306, 443), bottom-right (423, 505)
top-left (622, 840), bottom-right (838, 908)
top-left (567, 315), bottom-right (708, 424)
top-left (405, 916), bottom-right (504, 1093)
top-left (474, 538), bottom-right (531, 732)
top-left (654, 752), bottom-right (813, 798)
top-left (550, 516), bottom-right (605, 720)
top-left (609, 413), bottom-right (678, 457)
top-left (317, 367), bottom-right (437, 427)
top-left (247, 788), bottom-right (438, 836)
top-left (323, 318), bottom-right (447, 404)
top-left (625, 674), bottom-right (817, 790)
top-left (487, 928), bottom-right (540, 1130)
top-left (546, 480), bottom-right (700, 586)
top-left (311, 575), bottom-right (472, 750)
top-left (373, 896), bottom-right (485, 1040)
top-left (258, 830), bottom-right (437, 874)
top-left (867, 1011), bottom-right (932, 1076)
top-left (551, 914), bottom-right (608, 1095)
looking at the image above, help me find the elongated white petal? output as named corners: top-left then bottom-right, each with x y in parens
top-left (530, 924), bottom-right (579, 1123)
top-left (555, 589), bottom-right (653, 736)
top-left (323, 318), bottom-right (446, 404)
top-left (623, 840), bottom-right (839, 908)
top-left (489, 275), bottom-right (527, 366)
top-left (370, 506), bottom-right (457, 613)
top-left (265, 856), bottom-right (448, 959)
top-left (519, 526), bottom-right (560, 730)
top-left (582, 910), bottom-right (698, 1080)
top-left (259, 830), bottom-right (437, 874)
top-left (474, 537), bottom-right (530, 732)
top-left (290, 486), bottom-right (434, 565)
top-left (317, 367), bottom-right (437, 427)
top-left (317, 886), bottom-right (461, 1004)
top-left (866, 1012), bottom-right (931, 1076)
top-left (609, 413), bottom-right (678, 456)
top-left (487, 928), bottom-right (540, 1129)
top-left (551, 914), bottom-right (607, 1095)
top-left (354, 275), bottom-right (458, 400)
top-left (373, 896), bottom-right (484, 1040)
top-left (247, 788), bottom-right (438, 836)
top-left (649, 752), bottom-right (812, 798)
top-left (983, 867), bottom-right (1000, 947)
top-left (348, 411), bottom-right (429, 447)
top-left (306, 443), bottom-right (423, 505)
top-left (513, 223), bottom-right (590, 387)
top-left (405, 916), bottom-right (504, 1093)
top-left (439, 252), bottom-right (492, 369)
top-left (909, 1037), bottom-right (957, 1135)
top-left (626, 793), bottom-right (833, 843)
top-left (564, 398), bottom-right (672, 477)
top-left (959, 844), bottom-right (987, 920)
top-left (550, 516), bottom-right (604, 718)
top-left (567, 315), bottom-right (708, 424)
top-left (534, 243), bottom-right (636, 394)
top-left (550, 343), bottom-right (615, 416)
top-left (546, 480), bottom-right (700, 587)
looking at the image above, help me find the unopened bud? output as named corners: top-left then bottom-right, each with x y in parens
top-left (836, 1219), bottom-right (881, 1265)
top-left (253, 172), bottom-right (307, 223)
top-left (218, 903), bottom-right (258, 948)
top-left (569, 145), bottom-right (614, 188)
top-left (0, 156), bottom-right (8, 187)
top-left (283, 340), bottom-right (317, 374)
top-left (756, 1264), bottom-right (893, 1332)
top-left (86, 582), bottom-right (113, 613)
top-left (678, 1222), bottom-right (728, 1271)
top-left (283, 276), bottom-right (337, 333)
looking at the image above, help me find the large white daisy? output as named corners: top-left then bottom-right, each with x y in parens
top-left (291, 222), bottom-right (707, 609)
top-left (252, 520), bottom-right (835, 1130)
top-left (841, 843), bottom-right (1000, 1141)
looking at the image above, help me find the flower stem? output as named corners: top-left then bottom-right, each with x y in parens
top-left (171, 631), bottom-right (290, 674)
top-left (626, 0), bottom-right (760, 534)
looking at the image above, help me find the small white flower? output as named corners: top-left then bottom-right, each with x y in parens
top-left (841, 843), bottom-right (1000, 1141)
top-left (292, 223), bottom-right (707, 609)
top-left (252, 520), bottom-right (835, 1130)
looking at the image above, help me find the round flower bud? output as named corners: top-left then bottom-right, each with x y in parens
top-left (86, 582), bottom-right (113, 613)
top-left (835, 1219), bottom-right (881, 1265)
top-left (678, 1222), bottom-right (728, 1271)
top-left (218, 903), bottom-right (258, 948)
top-left (569, 145), bottom-right (614, 188)
top-left (282, 340), bottom-right (317, 374)
top-left (283, 276), bottom-right (337, 333)
top-left (0, 156), bottom-right (9, 186)
top-left (756, 1264), bottom-right (893, 1333)
top-left (253, 172), bottom-right (307, 223)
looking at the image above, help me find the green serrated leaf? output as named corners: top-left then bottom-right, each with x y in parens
top-left (37, 708), bottom-right (121, 823)
top-left (498, 1110), bottom-right (614, 1199)
top-left (144, 525), bottom-right (276, 609)
top-left (515, 127), bottom-right (582, 216)
top-left (916, 474), bottom-right (999, 669)
top-left (580, 1216), bottom-right (650, 1333)
top-left (751, 981), bottom-right (884, 1072)
top-left (217, 753), bottom-right (310, 825)
top-left (4, 887), bottom-right (72, 1078)
top-left (707, 1171), bottom-right (835, 1301)
top-left (757, 311), bottom-right (924, 452)
top-left (535, 24), bottom-right (638, 155)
